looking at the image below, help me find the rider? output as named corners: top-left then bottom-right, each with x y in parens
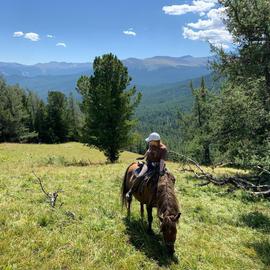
top-left (126, 132), bottom-right (167, 199)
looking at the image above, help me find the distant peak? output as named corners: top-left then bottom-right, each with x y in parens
top-left (180, 55), bottom-right (193, 58)
top-left (146, 56), bottom-right (174, 59)
top-left (124, 57), bottom-right (140, 61)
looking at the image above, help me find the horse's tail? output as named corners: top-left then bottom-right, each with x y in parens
top-left (121, 163), bottom-right (135, 208)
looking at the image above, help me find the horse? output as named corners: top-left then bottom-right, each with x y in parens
top-left (121, 162), bottom-right (181, 255)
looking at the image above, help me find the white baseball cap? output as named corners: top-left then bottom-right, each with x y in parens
top-left (145, 132), bottom-right (161, 143)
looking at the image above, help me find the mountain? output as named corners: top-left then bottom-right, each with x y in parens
top-left (0, 55), bottom-right (216, 119)
top-left (0, 57), bottom-right (217, 151)
top-left (0, 55), bottom-right (211, 94)
top-left (0, 55), bottom-right (210, 76)
top-left (123, 55), bottom-right (210, 84)
top-left (4, 73), bottom-right (82, 99)
top-left (0, 62), bottom-right (91, 77)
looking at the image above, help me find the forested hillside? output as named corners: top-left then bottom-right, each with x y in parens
top-left (0, 56), bottom-right (214, 153)
top-left (134, 74), bottom-right (217, 153)
top-left (0, 72), bottom-right (215, 154)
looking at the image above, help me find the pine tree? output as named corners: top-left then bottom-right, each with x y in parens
top-left (22, 91), bottom-right (42, 142)
top-left (216, 0), bottom-right (270, 100)
top-left (0, 79), bottom-right (29, 142)
top-left (66, 93), bottom-right (83, 141)
top-left (35, 99), bottom-right (48, 142)
top-left (210, 0), bottom-right (270, 166)
top-left (77, 53), bottom-right (141, 162)
top-left (179, 78), bottom-right (213, 164)
top-left (46, 91), bottom-right (69, 143)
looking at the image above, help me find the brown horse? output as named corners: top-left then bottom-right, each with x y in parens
top-left (121, 162), bottom-right (181, 255)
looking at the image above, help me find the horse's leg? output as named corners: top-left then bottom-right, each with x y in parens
top-left (140, 203), bottom-right (144, 219)
top-left (146, 205), bottom-right (153, 233)
top-left (127, 195), bottom-right (132, 219)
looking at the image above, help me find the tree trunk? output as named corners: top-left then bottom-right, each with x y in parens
top-left (203, 143), bottom-right (211, 165)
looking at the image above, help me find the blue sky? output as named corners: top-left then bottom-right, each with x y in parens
top-left (0, 0), bottom-right (230, 64)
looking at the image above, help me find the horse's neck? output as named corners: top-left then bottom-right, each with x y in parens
top-left (157, 178), bottom-right (178, 216)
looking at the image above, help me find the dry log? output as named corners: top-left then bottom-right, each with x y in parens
top-left (168, 151), bottom-right (270, 197)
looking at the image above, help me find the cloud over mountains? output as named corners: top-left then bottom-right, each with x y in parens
top-left (163, 0), bottom-right (232, 49)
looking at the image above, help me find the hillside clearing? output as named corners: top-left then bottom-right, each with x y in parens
top-left (0, 143), bottom-right (269, 270)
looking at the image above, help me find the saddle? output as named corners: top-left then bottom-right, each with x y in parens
top-left (134, 161), bottom-right (168, 195)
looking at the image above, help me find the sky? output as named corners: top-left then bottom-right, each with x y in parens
top-left (0, 0), bottom-right (232, 64)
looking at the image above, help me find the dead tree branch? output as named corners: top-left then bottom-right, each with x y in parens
top-left (32, 170), bottom-right (63, 207)
top-left (168, 151), bottom-right (270, 197)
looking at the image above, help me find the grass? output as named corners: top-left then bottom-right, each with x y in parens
top-left (0, 142), bottom-right (269, 270)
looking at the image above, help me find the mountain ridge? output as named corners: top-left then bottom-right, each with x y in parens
top-left (0, 55), bottom-right (213, 100)
top-left (0, 55), bottom-right (211, 77)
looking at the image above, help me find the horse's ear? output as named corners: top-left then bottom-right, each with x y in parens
top-left (173, 212), bottom-right (181, 222)
top-left (159, 215), bottom-right (163, 222)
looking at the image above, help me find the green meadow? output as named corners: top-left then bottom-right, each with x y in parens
top-left (0, 143), bottom-right (269, 270)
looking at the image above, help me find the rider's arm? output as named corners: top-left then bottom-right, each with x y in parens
top-left (144, 149), bottom-right (150, 158)
top-left (159, 147), bottom-right (167, 175)
top-left (136, 149), bottom-right (149, 160)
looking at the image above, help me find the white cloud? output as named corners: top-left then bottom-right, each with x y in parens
top-left (183, 7), bottom-right (232, 47)
top-left (13, 31), bottom-right (24, 37)
top-left (162, 0), bottom-right (218, 15)
top-left (187, 7), bottom-right (226, 29)
top-left (183, 27), bottom-right (231, 47)
top-left (163, 1), bottom-right (232, 49)
top-left (123, 30), bottom-right (136, 36)
top-left (56, 42), bottom-right (66, 47)
top-left (24, 32), bottom-right (40, 41)
top-left (47, 34), bottom-right (54, 38)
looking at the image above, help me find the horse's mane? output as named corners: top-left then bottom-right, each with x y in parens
top-left (157, 173), bottom-right (179, 219)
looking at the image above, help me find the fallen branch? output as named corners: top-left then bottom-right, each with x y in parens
top-left (32, 170), bottom-right (63, 207)
top-left (168, 151), bottom-right (270, 197)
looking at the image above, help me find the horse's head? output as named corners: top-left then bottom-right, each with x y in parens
top-left (159, 212), bottom-right (181, 255)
